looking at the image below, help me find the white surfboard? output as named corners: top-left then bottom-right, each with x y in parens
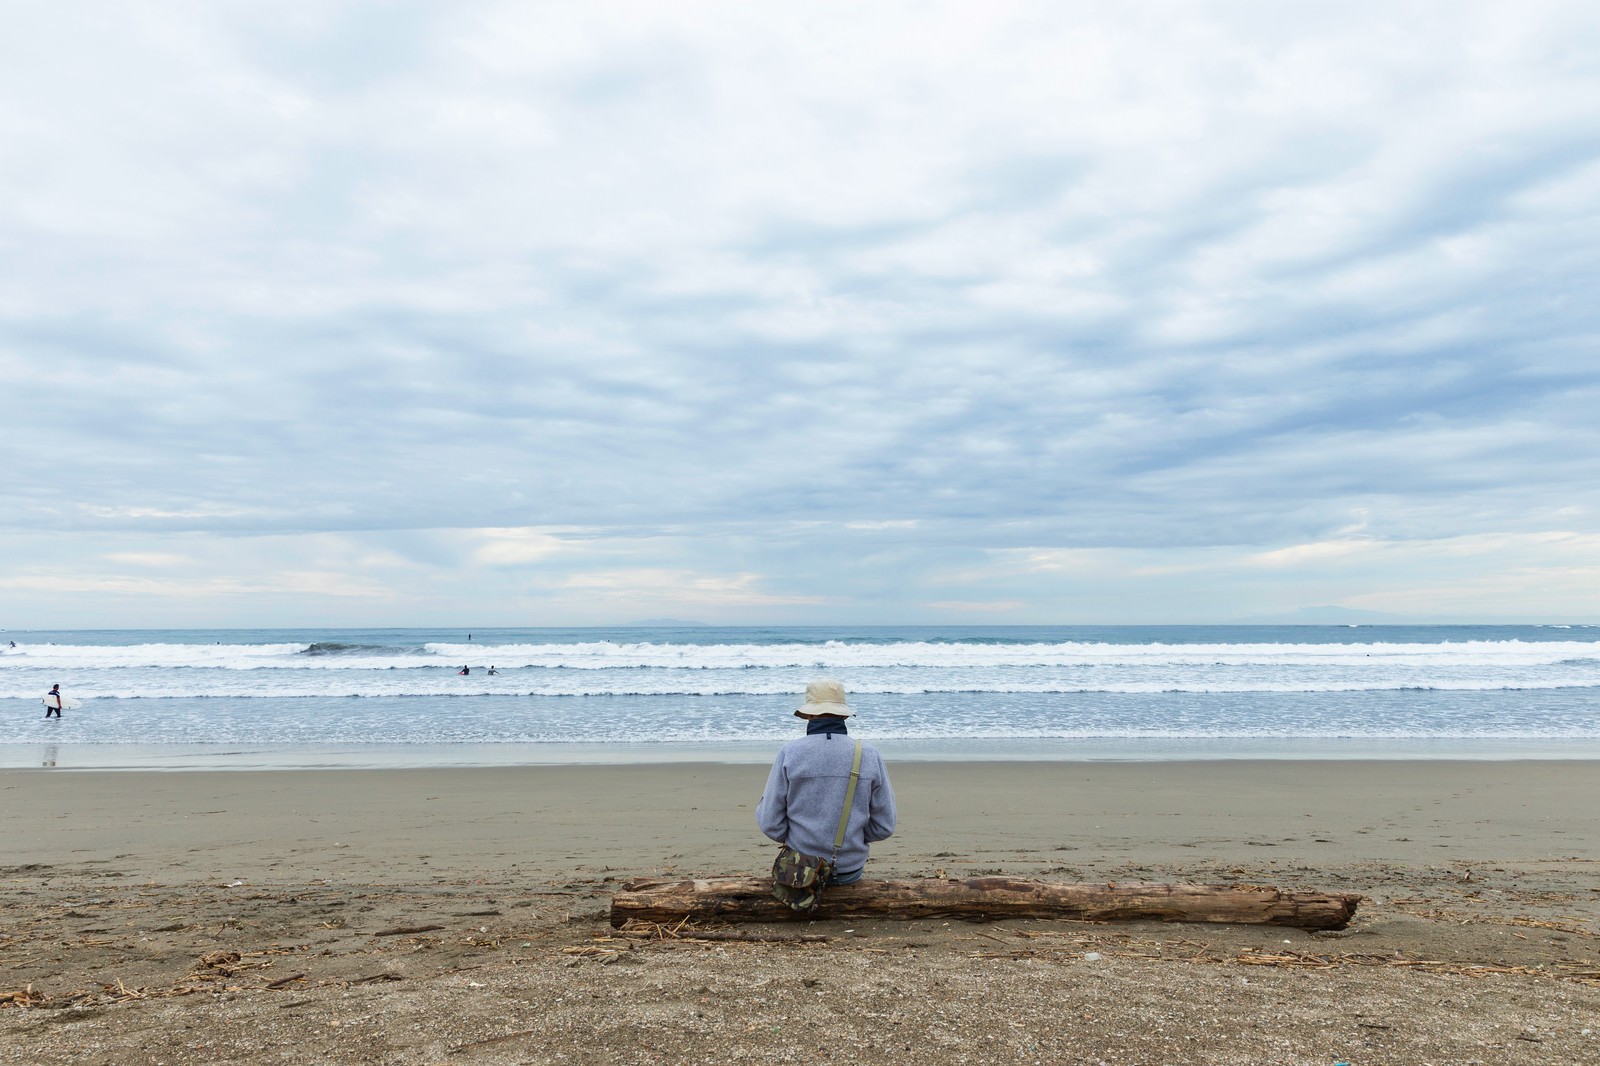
top-left (42, 695), bottom-right (81, 711)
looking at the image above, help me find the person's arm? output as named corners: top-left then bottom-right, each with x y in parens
top-left (755, 756), bottom-right (790, 843)
top-left (864, 758), bottom-right (896, 842)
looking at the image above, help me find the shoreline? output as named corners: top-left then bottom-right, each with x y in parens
top-left (9, 735), bottom-right (1600, 771)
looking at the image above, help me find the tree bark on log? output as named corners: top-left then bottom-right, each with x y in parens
top-left (611, 877), bottom-right (1359, 930)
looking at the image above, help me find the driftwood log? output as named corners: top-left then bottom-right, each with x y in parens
top-left (611, 876), bottom-right (1359, 931)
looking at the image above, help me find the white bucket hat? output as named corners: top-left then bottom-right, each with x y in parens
top-left (795, 678), bottom-right (853, 719)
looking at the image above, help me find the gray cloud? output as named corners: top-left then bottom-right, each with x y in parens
top-left (3, 1), bottom-right (1598, 625)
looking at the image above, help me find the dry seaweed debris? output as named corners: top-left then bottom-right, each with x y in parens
top-left (1232, 947), bottom-right (1600, 985)
top-left (1, 986), bottom-right (48, 1008)
top-left (447, 1029), bottom-right (540, 1055)
top-left (1416, 910), bottom-right (1600, 939)
top-left (102, 978), bottom-right (200, 1002)
top-left (372, 923), bottom-right (446, 937)
top-left (611, 917), bottom-right (829, 944)
top-left (943, 925), bottom-right (1600, 988)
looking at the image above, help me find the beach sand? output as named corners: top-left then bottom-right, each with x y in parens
top-left (3, 760), bottom-right (1598, 1064)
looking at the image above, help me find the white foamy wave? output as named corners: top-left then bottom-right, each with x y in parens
top-left (6, 637), bottom-right (1597, 673)
top-left (7, 675), bottom-right (1597, 700)
top-left (2, 642), bottom-right (313, 669)
top-left (418, 638), bottom-right (1600, 671)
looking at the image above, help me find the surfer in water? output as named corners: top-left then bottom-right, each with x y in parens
top-left (45, 684), bottom-right (64, 718)
top-left (459, 666), bottom-right (470, 675)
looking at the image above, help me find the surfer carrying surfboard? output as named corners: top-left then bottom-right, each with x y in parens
top-left (45, 684), bottom-right (64, 718)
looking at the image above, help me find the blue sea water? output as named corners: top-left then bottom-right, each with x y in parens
top-left (3, 624), bottom-right (1598, 769)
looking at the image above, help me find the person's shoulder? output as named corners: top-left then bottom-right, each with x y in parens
top-left (830, 735), bottom-right (881, 760)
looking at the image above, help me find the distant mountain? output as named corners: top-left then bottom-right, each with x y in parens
top-left (624, 617), bottom-right (710, 627)
top-left (1230, 605), bottom-right (1406, 625)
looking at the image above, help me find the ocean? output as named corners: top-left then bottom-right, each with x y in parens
top-left (3, 624), bottom-right (1598, 769)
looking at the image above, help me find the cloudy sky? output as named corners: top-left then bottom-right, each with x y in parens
top-left (3, 1), bottom-right (1598, 629)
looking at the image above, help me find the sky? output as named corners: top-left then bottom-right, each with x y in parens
top-left (2, 1), bottom-right (1598, 629)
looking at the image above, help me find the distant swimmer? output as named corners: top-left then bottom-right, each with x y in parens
top-left (487, 666), bottom-right (498, 676)
top-left (459, 666), bottom-right (470, 675)
top-left (44, 684), bottom-right (63, 718)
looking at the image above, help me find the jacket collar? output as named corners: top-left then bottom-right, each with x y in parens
top-left (805, 717), bottom-right (850, 737)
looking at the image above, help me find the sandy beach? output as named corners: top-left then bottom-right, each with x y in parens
top-left (4, 760), bottom-right (1599, 1064)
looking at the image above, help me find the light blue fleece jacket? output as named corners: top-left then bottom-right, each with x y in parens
top-left (756, 730), bottom-right (896, 874)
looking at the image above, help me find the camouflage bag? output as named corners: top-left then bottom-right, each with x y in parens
top-left (769, 741), bottom-right (862, 913)
top-left (771, 846), bottom-right (833, 912)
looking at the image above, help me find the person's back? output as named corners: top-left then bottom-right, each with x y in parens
top-left (756, 679), bottom-right (895, 882)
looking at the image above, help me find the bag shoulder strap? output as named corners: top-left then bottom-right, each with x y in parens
top-left (829, 741), bottom-right (864, 860)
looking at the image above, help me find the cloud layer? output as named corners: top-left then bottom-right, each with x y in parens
top-left (3, 1), bottom-right (1598, 625)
